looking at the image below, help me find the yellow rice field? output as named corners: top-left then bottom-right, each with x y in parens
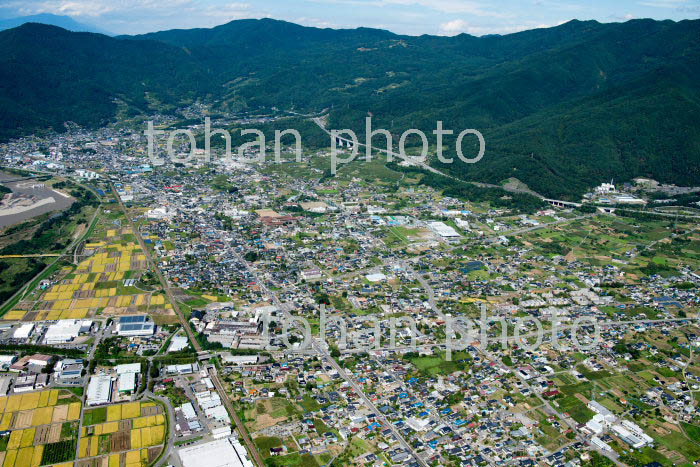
top-left (0, 390), bottom-right (81, 467)
top-left (2, 225), bottom-right (170, 322)
top-left (79, 401), bottom-right (166, 465)
top-left (0, 390), bottom-right (75, 419)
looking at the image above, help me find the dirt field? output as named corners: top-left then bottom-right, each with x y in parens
top-left (140, 406), bottom-right (161, 417)
top-left (49, 423), bottom-right (62, 442)
top-left (102, 306), bottom-right (136, 316)
top-left (151, 312), bottom-right (179, 325)
top-left (111, 431), bottom-right (130, 452)
top-left (76, 458), bottom-right (104, 467)
top-left (251, 413), bottom-right (288, 431)
top-left (57, 394), bottom-right (73, 404)
top-left (33, 423), bottom-right (61, 444)
top-left (147, 446), bottom-right (161, 463)
top-left (23, 311), bottom-right (38, 321)
top-left (12, 410), bottom-right (33, 429)
top-left (52, 404), bottom-right (68, 423)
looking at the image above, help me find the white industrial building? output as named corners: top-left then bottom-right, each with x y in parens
top-left (167, 335), bottom-right (189, 353)
top-left (55, 359), bottom-right (84, 380)
top-left (28, 355), bottom-right (53, 366)
top-left (588, 401), bottom-right (616, 422)
top-left (210, 423), bottom-right (232, 439)
top-left (116, 315), bottom-right (155, 337)
top-left (181, 403), bottom-right (197, 420)
top-left (118, 373), bottom-right (136, 393)
top-left (13, 323), bottom-right (35, 339)
top-left (221, 355), bottom-right (258, 366)
top-left (13, 375), bottom-right (36, 393)
top-left (116, 363), bottom-right (141, 375)
top-left (166, 363), bottom-right (199, 375)
top-left (146, 206), bottom-right (175, 220)
top-left (116, 363), bottom-right (140, 393)
top-left (611, 420), bottom-right (654, 449)
top-left (44, 320), bottom-right (92, 344)
top-left (612, 194), bottom-right (647, 205)
top-left (595, 182), bottom-right (616, 194)
top-left (455, 218), bottom-right (470, 230)
top-left (591, 436), bottom-right (613, 452)
top-left (0, 355), bottom-right (17, 370)
top-left (428, 221), bottom-right (460, 238)
top-left (178, 438), bottom-right (253, 467)
top-left (75, 169), bottom-right (100, 180)
top-left (86, 375), bottom-right (113, 406)
top-left (365, 273), bottom-right (387, 283)
top-left (585, 400), bottom-right (653, 449)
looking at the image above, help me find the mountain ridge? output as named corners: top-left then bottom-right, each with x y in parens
top-left (0, 14), bottom-right (110, 34)
top-left (0, 18), bottom-right (698, 197)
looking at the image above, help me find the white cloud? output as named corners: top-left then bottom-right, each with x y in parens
top-left (438, 18), bottom-right (564, 36)
top-left (438, 18), bottom-right (469, 35)
top-left (9, 0), bottom-right (250, 19)
top-left (292, 16), bottom-right (342, 28)
top-left (14, 0), bottom-right (115, 17)
top-left (3, 0), bottom-right (259, 33)
top-left (380, 0), bottom-right (508, 17)
top-left (187, 2), bottom-right (252, 18)
top-left (309, 0), bottom-right (510, 17)
top-left (639, 0), bottom-right (689, 7)
top-left (10, 0), bottom-right (187, 17)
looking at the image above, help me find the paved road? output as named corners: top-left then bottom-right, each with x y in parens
top-left (230, 248), bottom-right (430, 467)
top-left (110, 183), bottom-right (201, 354)
top-left (496, 214), bottom-right (595, 238)
top-left (146, 391), bottom-right (177, 467)
top-left (310, 116), bottom-right (565, 203)
top-left (406, 264), bottom-right (624, 466)
top-left (110, 183), bottom-right (265, 467)
top-left (314, 340), bottom-right (430, 467)
top-left (207, 366), bottom-right (265, 466)
top-left (312, 117), bottom-right (458, 182)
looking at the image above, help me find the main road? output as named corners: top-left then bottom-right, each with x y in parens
top-left (229, 248), bottom-right (430, 467)
top-left (408, 256), bottom-right (623, 465)
top-left (109, 183), bottom-right (265, 467)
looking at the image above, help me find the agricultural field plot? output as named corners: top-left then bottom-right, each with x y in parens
top-left (518, 216), bottom-right (700, 277)
top-left (2, 221), bottom-right (175, 322)
top-left (0, 389), bottom-right (82, 467)
top-left (243, 397), bottom-right (304, 432)
top-left (79, 402), bottom-right (166, 467)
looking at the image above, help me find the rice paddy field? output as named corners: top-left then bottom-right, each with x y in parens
top-left (0, 389), bottom-right (82, 467)
top-left (2, 216), bottom-right (176, 323)
top-left (78, 401), bottom-right (166, 467)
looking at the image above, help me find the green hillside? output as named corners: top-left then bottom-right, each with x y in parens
top-left (0, 18), bottom-right (698, 197)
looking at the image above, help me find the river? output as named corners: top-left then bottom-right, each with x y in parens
top-left (0, 171), bottom-right (75, 228)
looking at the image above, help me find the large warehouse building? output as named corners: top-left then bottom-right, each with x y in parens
top-left (44, 319), bottom-right (93, 344)
top-left (178, 438), bottom-right (253, 467)
top-left (86, 375), bottom-right (113, 406)
top-left (116, 315), bottom-right (155, 337)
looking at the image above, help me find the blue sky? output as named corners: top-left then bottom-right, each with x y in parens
top-left (0, 0), bottom-right (698, 35)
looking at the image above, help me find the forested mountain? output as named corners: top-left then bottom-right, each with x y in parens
top-left (0, 24), bottom-right (212, 140)
top-left (1, 18), bottom-right (699, 197)
top-left (0, 14), bottom-right (109, 34)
